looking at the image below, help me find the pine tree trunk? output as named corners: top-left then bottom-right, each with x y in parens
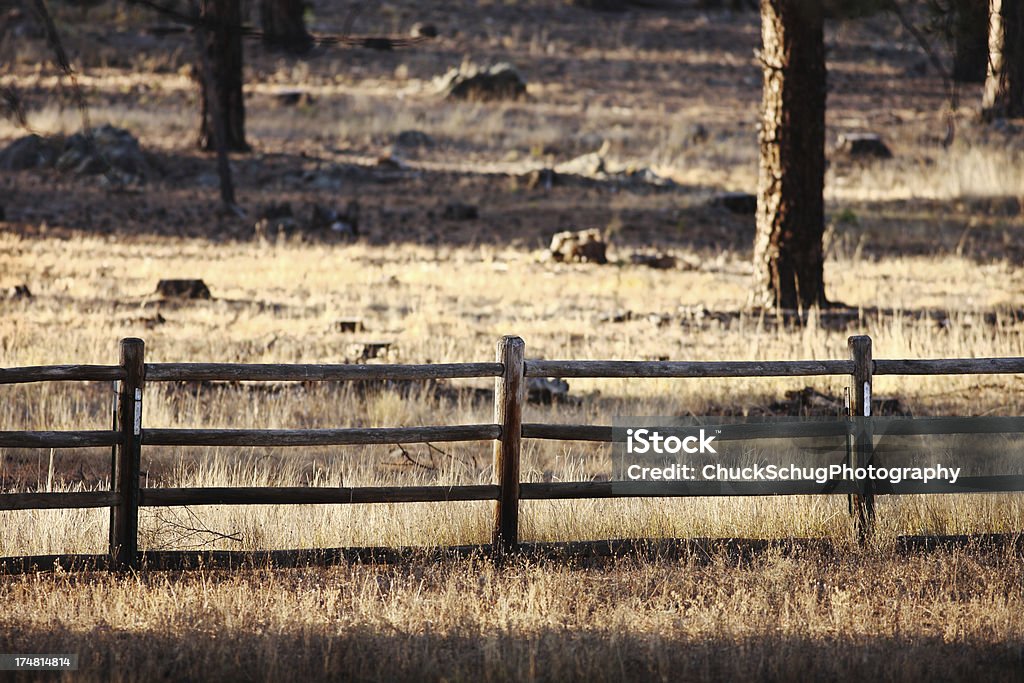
top-left (260, 0), bottom-right (312, 53)
top-left (953, 0), bottom-right (989, 83)
top-left (752, 0), bottom-right (828, 310)
top-left (983, 0), bottom-right (1024, 119)
top-left (198, 0), bottom-right (248, 152)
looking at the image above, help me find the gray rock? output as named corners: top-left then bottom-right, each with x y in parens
top-left (437, 62), bottom-right (527, 101)
top-left (56, 125), bottom-right (151, 181)
top-left (527, 377), bottom-right (569, 404)
top-left (155, 279), bottom-right (211, 300)
top-left (4, 284), bottom-right (31, 299)
top-left (310, 200), bottom-right (359, 236)
top-left (835, 133), bottom-right (893, 160)
top-left (395, 130), bottom-right (435, 148)
top-left (630, 252), bottom-right (676, 269)
top-left (0, 134), bottom-right (59, 171)
top-left (410, 22), bottom-right (438, 38)
top-left (549, 229), bottom-right (608, 264)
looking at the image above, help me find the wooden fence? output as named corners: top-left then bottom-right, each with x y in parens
top-left (3, 334), bottom-right (1024, 570)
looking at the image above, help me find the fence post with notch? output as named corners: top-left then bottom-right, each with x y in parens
top-left (492, 335), bottom-right (525, 555)
top-left (848, 334), bottom-right (875, 541)
top-left (109, 337), bottom-right (145, 571)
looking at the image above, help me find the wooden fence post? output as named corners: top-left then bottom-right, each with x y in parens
top-left (110, 338), bottom-right (145, 570)
top-left (492, 336), bottom-right (525, 554)
top-left (848, 335), bottom-right (875, 541)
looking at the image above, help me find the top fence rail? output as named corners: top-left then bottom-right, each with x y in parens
top-left (6, 357), bottom-right (1024, 385)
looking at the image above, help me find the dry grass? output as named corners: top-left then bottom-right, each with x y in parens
top-left (2, 549), bottom-right (1023, 681)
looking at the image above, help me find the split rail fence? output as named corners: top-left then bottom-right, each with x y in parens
top-left (2, 335), bottom-right (1024, 570)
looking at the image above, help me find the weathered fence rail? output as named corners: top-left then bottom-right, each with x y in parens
top-left (2, 334), bottom-right (1023, 570)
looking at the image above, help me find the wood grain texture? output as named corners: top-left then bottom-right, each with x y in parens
top-left (0, 365), bottom-right (124, 384)
top-left (142, 424), bottom-right (501, 446)
top-left (140, 484), bottom-right (500, 506)
top-left (0, 491), bottom-right (120, 511)
top-left (525, 359), bottom-right (853, 378)
top-left (145, 362), bottom-right (503, 381)
top-left (0, 431), bottom-right (121, 448)
top-left (874, 358), bottom-right (1024, 375)
top-left (493, 336), bottom-right (525, 551)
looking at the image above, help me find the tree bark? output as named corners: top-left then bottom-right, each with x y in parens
top-left (198, 0), bottom-right (248, 152)
top-left (752, 0), bottom-right (828, 310)
top-left (952, 0), bottom-right (989, 83)
top-left (260, 0), bottom-right (312, 53)
top-left (983, 0), bottom-right (1024, 119)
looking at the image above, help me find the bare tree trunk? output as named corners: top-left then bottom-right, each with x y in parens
top-left (260, 0), bottom-right (312, 53)
top-left (983, 0), bottom-right (1024, 119)
top-left (752, 0), bottom-right (828, 310)
top-left (198, 0), bottom-right (248, 152)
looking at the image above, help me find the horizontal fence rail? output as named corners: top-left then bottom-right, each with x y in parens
top-left (145, 362), bottom-right (503, 382)
top-left (0, 365), bottom-right (124, 384)
top-left (2, 335), bottom-right (1024, 571)
top-left (0, 430), bottom-right (122, 448)
top-left (142, 425), bottom-right (501, 447)
top-left (874, 358), bottom-right (1024, 375)
top-left (0, 491), bottom-right (121, 511)
top-left (140, 485), bottom-right (500, 507)
top-left (525, 359), bottom-right (854, 378)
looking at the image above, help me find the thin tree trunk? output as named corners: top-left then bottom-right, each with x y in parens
top-left (198, 0), bottom-right (248, 152)
top-left (983, 0), bottom-right (1024, 119)
top-left (260, 0), bottom-right (312, 53)
top-left (752, 0), bottom-right (828, 310)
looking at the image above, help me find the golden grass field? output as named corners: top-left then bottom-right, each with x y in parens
top-left (2, 1), bottom-right (1024, 680)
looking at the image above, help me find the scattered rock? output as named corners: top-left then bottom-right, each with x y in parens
top-left (630, 252), bottom-right (676, 269)
top-left (549, 229), bottom-right (608, 264)
top-left (394, 130), bottom-right (435, 148)
top-left (309, 201), bottom-right (359, 237)
top-left (273, 89), bottom-right (314, 106)
top-left (155, 279), bottom-right (211, 300)
top-left (442, 202), bottom-right (478, 220)
top-left (687, 123), bottom-right (710, 144)
top-left (348, 341), bottom-right (392, 361)
top-left (56, 125), bottom-right (151, 182)
top-left (713, 192), bottom-right (757, 214)
top-left (253, 202), bottom-right (296, 241)
top-left (136, 312), bottom-right (167, 329)
top-left (528, 377), bottom-right (570, 404)
top-left (4, 284), bottom-right (31, 299)
top-left (410, 22), bottom-right (438, 38)
top-left (834, 133), bottom-right (893, 160)
top-left (375, 154), bottom-right (408, 170)
top-left (437, 62), bottom-right (527, 101)
top-left (523, 168), bottom-right (557, 190)
top-left (555, 149), bottom-right (607, 177)
top-left (598, 310), bottom-right (632, 323)
top-left (0, 134), bottom-right (59, 171)
top-left (767, 386), bottom-right (911, 417)
top-left (335, 319), bottom-right (366, 333)
top-left (647, 313), bottom-right (671, 327)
